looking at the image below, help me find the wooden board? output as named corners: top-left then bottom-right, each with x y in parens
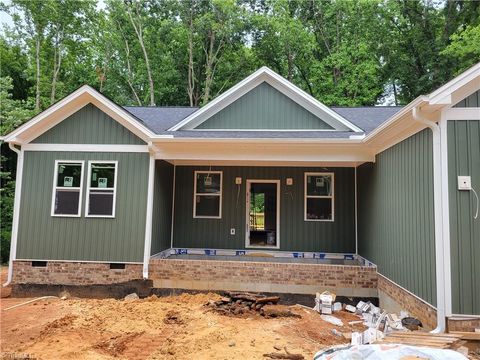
top-left (449, 331), bottom-right (480, 341)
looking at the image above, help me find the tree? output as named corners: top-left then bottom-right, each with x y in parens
top-left (442, 24), bottom-right (480, 74)
top-left (0, 77), bottom-right (35, 263)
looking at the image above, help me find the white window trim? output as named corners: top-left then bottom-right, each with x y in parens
top-left (85, 160), bottom-right (118, 218)
top-left (193, 170), bottom-right (222, 219)
top-left (245, 179), bottom-right (281, 250)
top-left (50, 160), bottom-right (85, 217)
top-left (304, 172), bottom-right (335, 222)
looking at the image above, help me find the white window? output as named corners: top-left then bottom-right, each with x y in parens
top-left (304, 172), bottom-right (334, 221)
top-left (51, 160), bottom-right (84, 217)
top-left (193, 171), bottom-right (222, 219)
top-left (85, 161), bottom-right (118, 218)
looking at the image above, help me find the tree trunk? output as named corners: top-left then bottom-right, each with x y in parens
top-left (187, 17), bottom-right (195, 107)
top-left (50, 32), bottom-right (62, 104)
top-left (35, 35), bottom-right (41, 111)
top-left (127, 5), bottom-right (155, 106)
top-left (124, 39), bottom-right (142, 106)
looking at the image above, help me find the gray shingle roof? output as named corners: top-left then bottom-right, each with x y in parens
top-left (123, 105), bottom-right (403, 138)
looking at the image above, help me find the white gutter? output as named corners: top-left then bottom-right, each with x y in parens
top-left (3, 143), bottom-right (24, 287)
top-left (142, 146), bottom-right (156, 279)
top-left (412, 107), bottom-right (446, 333)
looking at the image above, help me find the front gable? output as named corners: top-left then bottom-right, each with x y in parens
top-left (170, 67), bottom-right (363, 132)
top-left (3, 85), bottom-right (154, 145)
top-left (195, 82), bottom-right (334, 130)
top-left (33, 103), bottom-right (145, 144)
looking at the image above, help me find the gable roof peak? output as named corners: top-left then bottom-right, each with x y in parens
top-left (168, 67), bottom-right (363, 133)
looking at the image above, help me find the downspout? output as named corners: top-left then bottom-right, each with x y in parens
top-left (3, 143), bottom-right (23, 287)
top-left (412, 107), bottom-right (446, 333)
top-left (142, 144), bottom-right (156, 279)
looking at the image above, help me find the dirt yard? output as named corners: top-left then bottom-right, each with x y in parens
top-left (0, 267), bottom-right (368, 360)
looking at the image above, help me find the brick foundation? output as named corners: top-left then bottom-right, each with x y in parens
top-left (149, 258), bottom-right (378, 296)
top-left (377, 273), bottom-right (437, 330)
top-left (447, 318), bottom-right (480, 332)
top-left (12, 260), bottom-right (143, 286)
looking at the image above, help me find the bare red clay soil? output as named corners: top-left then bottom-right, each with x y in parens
top-left (0, 267), bottom-right (369, 360)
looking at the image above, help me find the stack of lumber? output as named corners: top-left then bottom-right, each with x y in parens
top-left (379, 331), bottom-right (465, 349)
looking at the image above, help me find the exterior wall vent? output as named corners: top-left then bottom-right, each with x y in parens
top-left (110, 263), bottom-right (126, 270)
top-left (31, 261), bottom-right (47, 267)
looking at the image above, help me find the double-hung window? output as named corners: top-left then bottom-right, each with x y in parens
top-left (304, 172), bottom-right (334, 221)
top-left (85, 161), bottom-right (118, 217)
top-left (193, 171), bottom-right (222, 219)
top-left (51, 160), bottom-right (84, 216)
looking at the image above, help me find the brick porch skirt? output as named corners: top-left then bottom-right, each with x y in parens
top-left (148, 258), bottom-right (378, 297)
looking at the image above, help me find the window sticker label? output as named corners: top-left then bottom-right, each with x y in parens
top-left (63, 176), bottom-right (73, 187)
top-left (98, 178), bottom-right (108, 188)
top-left (316, 177), bottom-right (324, 187)
top-left (204, 176), bottom-right (212, 186)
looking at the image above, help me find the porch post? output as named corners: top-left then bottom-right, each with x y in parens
top-left (142, 151), bottom-right (155, 279)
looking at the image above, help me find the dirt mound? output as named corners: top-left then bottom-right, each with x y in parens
top-left (163, 310), bottom-right (184, 325)
top-left (40, 314), bottom-right (77, 338)
top-left (94, 331), bottom-right (144, 357)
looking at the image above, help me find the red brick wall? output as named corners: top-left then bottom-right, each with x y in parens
top-left (12, 261), bottom-right (143, 285)
top-left (149, 259), bottom-right (378, 294)
top-left (447, 318), bottom-right (480, 332)
top-left (377, 273), bottom-right (437, 329)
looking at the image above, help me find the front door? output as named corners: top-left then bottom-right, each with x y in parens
top-left (246, 180), bottom-right (280, 249)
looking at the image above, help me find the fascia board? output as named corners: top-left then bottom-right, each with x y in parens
top-left (4, 85), bottom-right (155, 144)
top-left (428, 62), bottom-right (480, 105)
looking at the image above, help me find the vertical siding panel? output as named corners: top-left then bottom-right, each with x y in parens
top-left (32, 104), bottom-right (145, 145)
top-left (358, 129), bottom-right (436, 306)
top-left (454, 90), bottom-right (480, 107)
top-left (16, 151), bottom-right (149, 262)
top-left (196, 83), bottom-right (333, 130)
top-left (173, 166), bottom-right (355, 253)
top-left (448, 120), bottom-right (480, 315)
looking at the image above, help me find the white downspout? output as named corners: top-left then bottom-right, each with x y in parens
top-left (3, 143), bottom-right (23, 287)
top-left (142, 146), bottom-right (156, 279)
top-left (412, 107), bottom-right (446, 333)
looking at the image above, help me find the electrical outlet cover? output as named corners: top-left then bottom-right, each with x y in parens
top-left (458, 176), bottom-right (472, 190)
top-left (230, 228), bottom-right (235, 235)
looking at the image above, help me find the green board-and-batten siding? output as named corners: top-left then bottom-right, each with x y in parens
top-left (454, 90), bottom-right (480, 107)
top-left (173, 166), bottom-right (355, 253)
top-left (151, 160), bottom-right (174, 255)
top-left (196, 82), bottom-right (333, 130)
top-left (33, 103), bottom-right (145, 144)
top-left (447, 120), bottom-right (480, 315)
top-left (357, 129), bottom-right (436, 306)
top-left (16, 151), bottom-right (149, 263)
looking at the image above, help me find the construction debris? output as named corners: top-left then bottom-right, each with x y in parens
top-left (263, 346), bottom-right (305, 359)
top-left (205, 291), bottom-right (300, 318)
top-left (320, 315), bottom-right (344, 327)
top-left (313, 344), bottom-right (469, 360)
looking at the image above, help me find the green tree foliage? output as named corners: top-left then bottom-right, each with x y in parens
top-left (0, 0), bottom-right (479, 262)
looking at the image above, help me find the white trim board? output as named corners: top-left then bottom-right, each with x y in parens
top-left (50, 160), bottom-right (85, 217)
top-left (304, 172), bottom-right (335, 222)
top-left (444, 108), bottom-right (480, 120)
top-left (193, 170), bottom-right (223, 219)
top-left (168, 67), bottom-right (363, 133)
top-left (23, 144), bottom-right (149, 152)
top-left (84, 160), bottom-right (118, 218)
top-left (245, 179), bottom-right (281, 250)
